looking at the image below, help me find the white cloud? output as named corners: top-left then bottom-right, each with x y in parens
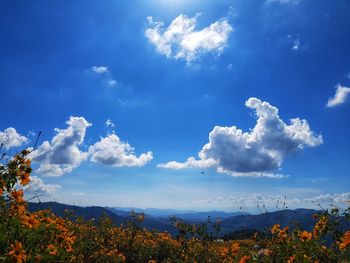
top-left (107, 80), bottom-right (117, 86)
top-left (89, 133), bottom-right (153, 167)
top-left (25, 175), bottom-right (61, 195)
top-left (91, 65), bottom-right (117, 87)
top-left (158, 98), bottom-right (322, 177)
top-left (266, 0), bottom-right (299, 4)
top-left (145, 14), bottom-right (233, 62)
top-left (326, 84), bottom-right (350, 107)
top-left (91, 66), bottom-right (109, 74)
top-left (305, 193), bottom-right (350, 204)
top-left (292, 38), bottom-right (300, 50)
top-left (105, 119), bottom-right (115, 129)
top-left (30, 116), bottom-right (92, 176)
top-left (157, 157), bottom-right (216, 169)
top-left (0, 127), bottom-right (28, 150)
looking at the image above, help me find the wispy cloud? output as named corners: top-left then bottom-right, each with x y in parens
top-left (292, 38), bottom-right (300, 51)
top-left (91, 65), bottom-right (117, 87)
top-left (305, 193), bottom-right (350, 204)
top-left (145, 14), bottom-right (233, 62)
top-left (326, 84), bottom-right (350, 107)
top-left (266, 0), bottom-right (300, 5)
top-left (25, 175), bottom-right (61, 195)
top-left (158, 98), bottom-right (322, 177)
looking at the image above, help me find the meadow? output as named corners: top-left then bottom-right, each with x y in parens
top-left (1, 150), bottom-right (350, 262)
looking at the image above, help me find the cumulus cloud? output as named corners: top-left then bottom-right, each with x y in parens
top-left (326, 84), bottom-right (350, 107)
top-left (158, 98), bottom-right (322, 177)
top-left (145, 14), bottom-right (233, 62)
top-left (30, 117), bottom-right (92, 176)
top-left (25, 176), bottom-right (61, 195)
top-left (88, 134), bottom-right (153, 167)
top-left (0, 127), bottom-right (28, 150)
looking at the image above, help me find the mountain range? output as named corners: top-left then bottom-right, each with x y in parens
top-left (28, 202), bottom-right (323, 237)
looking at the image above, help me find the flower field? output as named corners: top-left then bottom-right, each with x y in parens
top-left (1, 150), bottom-right (350, 262)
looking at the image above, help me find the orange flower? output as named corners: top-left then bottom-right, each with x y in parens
top-left (47, 244), bottom-right (57, 256)
top-left (7, 241), bottom-right (26, 263)
top-left (287, 255), bottom-right (296, 263)
top-left (23, 214), bottom-right (40, 228)
top-left (239, 255), bottom-right (250, 263)
top-left (11, 189), bottom-right (24, 203)
top-left (19, 172), bottom-right (30, 186)
top-left (231, 242), bottom-right (240, 256)
top-left (11, 203), bottom-right (27, 217)
top-left (299, 231), bottom-right (312, 242)
top-left (271, 224), bottom-right (281, 234)
top-left (339, 231), bottom-right (350, 250)
top-left (24, 159), bottom-right (31, 166)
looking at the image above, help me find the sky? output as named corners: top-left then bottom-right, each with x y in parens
top-left (1, 0), bottom-right (350, 212)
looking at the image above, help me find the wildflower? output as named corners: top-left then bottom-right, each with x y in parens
top-left (271, 224), bottom-right (281, 234)
top-left (339, 231), bottom-right (350, 250)
top-left (231, 242), bottom-right (240, 256)
top-left (258, 248), bottom-right (272, 256)
top-left (11, 189), bottom-right (24, 203)
top-left (299, 230), bottom-right (312, 242)
top-left (23, 214), bottom-right (40, 228)
top-left (18, 172), bottom-right (30, 186)
top-left (239, 255), bottom-right (251, 263)
top-left (47, 244), bottom-right (57, 256)
top-left (138, 214), bottom-right (145, 222)
top-left (219, 246), bottom-right (229, 256)
top-left (313, 216), bottom-right (327, 238)
top-left (287, 255), bottom-right (296, 263)
top-left (118, 253), bottom-right (126, 262)
top-left (7, 241), bottom-right (26, 263)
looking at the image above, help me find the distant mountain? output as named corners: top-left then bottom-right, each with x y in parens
top-left (28, 202), bottom-right (327, 238)
top-left (220, 208), bottom-right (320, 234)
top-left (111, 207), bottom-right (197, 217)
top-left (111, 207), bottom-right (240, 221)
top-left (28, 202), bottom-right (127, 225)
top-left (28, 202), bottom-right (177, 235)
top-left (167, 211), bottom-right (241, 222)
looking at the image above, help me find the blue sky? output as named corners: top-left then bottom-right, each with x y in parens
top-left (1, 0), bottom-right (350, 211)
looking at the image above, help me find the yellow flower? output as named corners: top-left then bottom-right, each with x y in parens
top-left (7, 241), bottom-right (26, 263)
